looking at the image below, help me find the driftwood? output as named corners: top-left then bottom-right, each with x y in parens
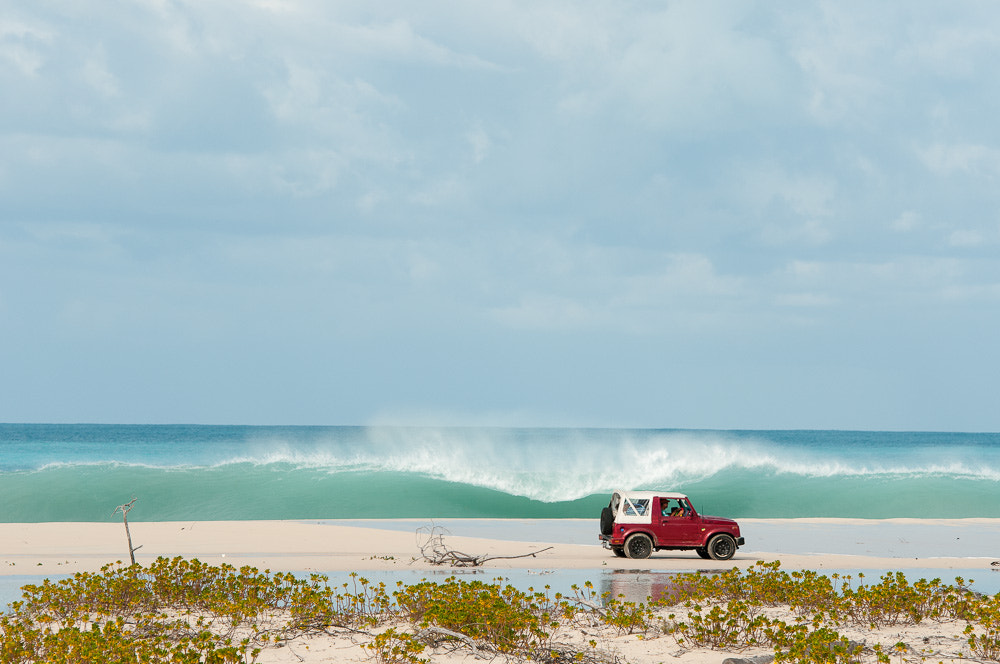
top-left (112, 497), bottom-right (143, 565)
top-left (416, 626), bottom-right (618, 664)
top-left (416, 626), bottom-right (493, 658)
top-left (415, 524), bottom-right (553, 567)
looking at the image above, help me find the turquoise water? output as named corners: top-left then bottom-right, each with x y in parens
top-left (2, 424), bottom-right (999, 522)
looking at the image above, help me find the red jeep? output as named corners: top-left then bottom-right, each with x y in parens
top-left (598, 490), bottom-right (745, 560)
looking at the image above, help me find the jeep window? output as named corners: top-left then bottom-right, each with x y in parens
top-left (623, 497), bottom-right (649, 516)
top-left (661, 498), bottom-right (685, 517)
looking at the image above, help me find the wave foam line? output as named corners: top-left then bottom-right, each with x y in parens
top-left (7, 428), bottom-right (1000, 504)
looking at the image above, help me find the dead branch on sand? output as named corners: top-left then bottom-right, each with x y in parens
top-left (414, 523), bottom-right (553, 567)
top-left (112, 496), bottom-right (143, 565)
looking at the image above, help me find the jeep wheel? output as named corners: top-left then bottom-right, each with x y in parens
top-left (612, 546), bottom-right (626, 558)
top-left (624, 533), bottom-right (653, 560)
top-left (695, 547), bottom-right (711, 559)
top-left (600, 506), bottom-right (614, 536)
top-left (707, 534), bottom-right (736, 561)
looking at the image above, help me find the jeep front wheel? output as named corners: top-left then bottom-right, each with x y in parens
top-left (707, 534), bottom-right (736, 561)
top-left (695, 547), bottom-right (711, 559)
top-left (624, 533), bottom-right (653, 559)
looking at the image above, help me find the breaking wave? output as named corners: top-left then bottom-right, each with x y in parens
top-left (1, 425), bottom-right (998, 521)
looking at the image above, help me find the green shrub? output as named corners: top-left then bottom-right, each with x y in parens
top-left (394, 577), bottom-right (549, 653)
top-left (365, 627), bottom-right (428, 664)
top-left (2, 557), bottom-right (997, 664)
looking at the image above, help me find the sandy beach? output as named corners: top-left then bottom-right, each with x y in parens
top-left (3, 518), bottom-right (999, 576)
top-left (3, 519), bottom-right (1000, 663)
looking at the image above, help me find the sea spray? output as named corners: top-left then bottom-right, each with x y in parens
top-left (1, 424), bottom-right (998, 521)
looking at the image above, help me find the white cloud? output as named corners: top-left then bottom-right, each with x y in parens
top-left (409, 176), bottom-right (464, 207)
top-left (742, 165), bottom-right (836, 218)
top-left (898, 18), bottom-right (1000, 78)
top-left (618, 5), bottom-right (788, 129)
top-left (617, 254), bottom-right (745, 304)
top-left (774, 255), bottom-right (987, 307)
top-left (938, 282), bottom-right (1000, 302)
top-left (487, 249), bottom-right (747, 333)
top-left (18, 221), bottom-right (125, 248)
top-left (919, 142), bottom-right (1000, 178)
top-left (739, 164), bottom-right (837, 246)
top-left (341, 18), bottom-right (502, 70)
top-left (261, 63), bottom-right (402, 143)
top-left (773, 292), bottom-right (837, 308)
top-left (784, 260), bottom-right (825, 279)
top-left (269, 149), bottom-right (346, 196)
top-left (489, 294), bottom-right (601, 331)
top-left (516, 3), bottom-right (790, 132)
top-left (0, 17), bottom-right (53, 77)
top-left (5, 0), bottom-right (1000, 427)
top-left (466, 125), bottom-right (491, 164)
top-left (762, 219), bottom-right (833, 247)
top-left (81, 46), bottom-right (120, 97)
top-left (892, 211), bottom-right (920, 232)
top-left (948, 229), bottom-right (985, 247)
top-left (356, 191), bottom-right (382, 214)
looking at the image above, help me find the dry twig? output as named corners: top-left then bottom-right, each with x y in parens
top-left (415, 523), bottom-right (553, 567)
top-left (112, 496), bottom-right (142, 565)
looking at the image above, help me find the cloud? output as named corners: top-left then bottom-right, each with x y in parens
top-left (0, 17), bottom-right (53, 77)
top-left (487, 249), bottom-right (747, 333)
top-left (466, 125), bottom-right (492, 164)
top-left (761, 219), bottom-right (833, 247)
top-left (919, 142), bottom-right (1000, 178)
top-left (789, 5), bottom-right (890, 127)
top-left (948, 229), bottom-right (986, 247)
top-left (489, 294), bottom-right (601, 331)
top-left (773, 292), bottom-right (837, 308)
top-left (511, 3), bottom-right (792, 133)
top-left (4, 0), bottom-right (1000, 428)
top-left (897, 11), bottom-right (1000, 78)
top-left (892, 211), bottom-right (920, 233)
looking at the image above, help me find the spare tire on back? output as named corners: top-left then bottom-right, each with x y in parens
top-left (600, 506), bottom-right (614, 536)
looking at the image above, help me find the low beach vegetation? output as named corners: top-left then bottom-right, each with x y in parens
top-left (0, 558), bottom-right (997, 663)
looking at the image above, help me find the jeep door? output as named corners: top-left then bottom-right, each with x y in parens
top-left (651, 497), bottom-right (702, 547)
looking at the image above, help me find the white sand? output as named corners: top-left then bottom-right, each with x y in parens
top-left (2, 518), bottom-right (999, 575)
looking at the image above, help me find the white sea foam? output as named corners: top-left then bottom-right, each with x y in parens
top-left (9, 427), bottom-right (1000, 503)
top-left (218, 427), bottom-right (1000, 502)
top-left (4, 425), bottom-right (1000, 521)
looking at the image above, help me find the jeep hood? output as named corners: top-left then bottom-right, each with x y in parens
top-left (701, 516), bottom-right (739, 527)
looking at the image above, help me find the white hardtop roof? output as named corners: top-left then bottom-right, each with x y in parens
top-left (615, 490), bottom-right (688, 500)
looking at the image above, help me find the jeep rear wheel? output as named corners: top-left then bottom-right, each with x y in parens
top-left (695, 547), bottom-right (711, 559)
top-left (624, 533), bottom-right (653, 559)
top-left (612, 546), bottom-right (626, 557)
top-left (707, 534), bottom-right (736, 561)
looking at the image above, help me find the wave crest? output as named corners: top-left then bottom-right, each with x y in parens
top-left (7, 428), bottom-right (1000, 504)
top-left (230, 428), bottom-right (1000, 502)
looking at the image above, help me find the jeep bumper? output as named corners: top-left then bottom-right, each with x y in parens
top-left (598, 534), bottom-right (623, 548)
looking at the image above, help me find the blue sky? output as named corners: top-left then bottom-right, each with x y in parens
top-left (2, 1), bottom-right (998, 430)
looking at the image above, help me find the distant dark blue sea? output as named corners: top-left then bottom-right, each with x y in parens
top-left (1, 424), bottom-right (998, 522)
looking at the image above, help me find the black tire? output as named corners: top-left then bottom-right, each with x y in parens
top-left (707, 534), bottom-right (737, 561)
top-left (600, 506), bottom-right (614, 536)
top-left (624, 533), bottom-right (653, 560)
top-left (612, 546), bottom-right (626, 558)
top-left (695, 547), bottom-right (711, 559)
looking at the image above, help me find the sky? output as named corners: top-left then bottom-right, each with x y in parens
top-left (1, 1), bottom-right (999, 430)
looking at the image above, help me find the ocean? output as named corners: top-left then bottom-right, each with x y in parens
top-left (2, 424), bottom-right (998, 523)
